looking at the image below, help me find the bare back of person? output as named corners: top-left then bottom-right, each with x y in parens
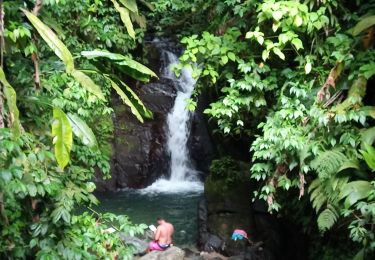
top-left (148, 217), bottom-right (174, 251)
top-left (155, 221), bottom-right (174, 245)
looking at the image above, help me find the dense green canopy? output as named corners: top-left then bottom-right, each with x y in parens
top-left (0, 0), bottom-right (374, 259)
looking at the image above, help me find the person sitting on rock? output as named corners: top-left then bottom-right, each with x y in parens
top-left (148, 217), bottom-right (174, 251)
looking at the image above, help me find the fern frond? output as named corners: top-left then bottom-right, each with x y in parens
top-left (312, 193), bottom-right (327, 212)
top-left (317, 205), bottom-right (339, 232)
top-left (311, 149), bottom-right (347, 179)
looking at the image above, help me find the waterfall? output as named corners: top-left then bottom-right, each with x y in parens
top-left (141, 50), bottom-right (203, 194)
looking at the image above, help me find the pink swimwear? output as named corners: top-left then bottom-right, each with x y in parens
top-left (149, 241), bottom-right (170, 251)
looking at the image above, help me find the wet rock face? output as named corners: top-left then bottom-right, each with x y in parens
top-left (198, 160), bottom-right (281, 259)
top-left (95, 40), bottom-right (215, 191)
top-left (188, 89), bottom-right (216, 176)
top-left (95, 42), bottom-right (176, 191)
top-left (106, 82), bottom-right (175, 190)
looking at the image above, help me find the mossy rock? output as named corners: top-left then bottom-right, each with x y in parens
top-left (205, 157), bottom-right (250, 200)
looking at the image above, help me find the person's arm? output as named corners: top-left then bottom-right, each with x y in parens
top-left (154, 227), bottom-right (161, 241)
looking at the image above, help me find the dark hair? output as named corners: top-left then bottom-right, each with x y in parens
top-left (157, 217), bottom-right (165, 221)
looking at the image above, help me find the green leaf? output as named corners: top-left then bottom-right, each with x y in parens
top-left (52, 108), bottom-right (72, 170)
top-left (227, 52), bottom-right (236, 61)
top-left (349, 15), bottom-right (375, 36)
top-left (272, 11), bottom-right (283, 21)
top-left (339, 181), bottom-right (372, 208)
top-left (111, 0), bottom-right (135, 39)
top-left (67, 113), bottom-right (98, 148)
top-left (256, 35), bottom-right (264, 45)
top-left (221, 55), bottom-right (228, 65)
top-left (117, 79), bottom-right (153, 119)
top-left (337, 160), bottom-right (360, 173)
top-left (361, 143), bottom-right (375, 170)
top-left (106, 77), bottom-right (146, 123)
top-left (81, 50), bottom-right (157, 82)
top-left (273, 48), bottom-right (285, 60)
top-left (138, 0), bottom-right (155, 11)
top-left (305, 62), bottom-right (312, 74)
top-left (353, 248), bottom-right (365, 260)
top-left (118, 0), bottom-right (138, 13)
top-left (294, 15), bottom-right (303, 27)
top-left (360, 126), bottom-right (375, 148)
top-left (291, 38), bottom-right (303, 50)
top-left (0, 67), bottom-right (21, 138)
top-left (81, 49), bottom-right (125, 60)
top-left (70, 70), bottom-right (105, 101)
top-left (317, 206), bottom-right (338, 232)
top-left (262, 50), bottom-right (270, 61)
top-left (27, 184), bottom-right (37, 197)
top-left (22, 9), bottom-right (74, 73)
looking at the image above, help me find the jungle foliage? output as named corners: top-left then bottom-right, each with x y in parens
top-left (0, 0), bottom-right (154, 258)
top-left (150, 0), bottom-right (375, 258)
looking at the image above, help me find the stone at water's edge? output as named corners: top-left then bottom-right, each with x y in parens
top-left (119, 234), bottom-right (148, 255)
top-left (137, 246), bottom-right (185, 260)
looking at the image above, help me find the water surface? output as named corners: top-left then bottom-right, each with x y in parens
top-left (95, 190), bottom-right (203, 246)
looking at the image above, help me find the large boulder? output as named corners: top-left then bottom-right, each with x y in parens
top-left (199, 159), bottom-right (255, 250)
top-left (138, 246), bottom-right (185, 260)
top-left (200, 252), bottom-right (228, 260)
top-left (119, 234), bottom-right (148, 255)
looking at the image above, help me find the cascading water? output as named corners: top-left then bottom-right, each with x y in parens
top-left (141, 50), bottom-right (203, 193)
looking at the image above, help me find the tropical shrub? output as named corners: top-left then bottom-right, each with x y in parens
top-left (0, 0), bottom-right (153, 258)
top-left (151, 0), bottom-right (375, 258)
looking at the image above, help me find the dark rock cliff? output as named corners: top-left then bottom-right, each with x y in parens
top-left (95, 40), bottom-right (215, 191)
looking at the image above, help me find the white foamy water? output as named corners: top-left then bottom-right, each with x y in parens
top-left (140, 51), bottom-right (203, 194)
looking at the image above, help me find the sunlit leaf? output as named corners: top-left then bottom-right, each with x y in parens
top-left (339, 181), bottom-right (372, 208)
top-left (71, 70), bottom-right (105, 101)
top-left (107, 77), bottom-right (144, 122)
top-left (111, 0), bottom-right (135, 39)
top-left (349, 15), bottom-right (375, 36)
top-left (81, 50), bottom-right (157, 82)
top-left (305, 62), bottom-right (312, 74)
top-left (273, 48), bottom-right (285, 60)
top-left (22, 9), bottom-right (74, 73)
top-left (67, 113), bottom-right (98, 148)
top-left (52, 108), bottom-right (72, 170)
top-left (119, 0), bottom-right (138, 13)
top-left (0, 67), bottom-right (21, 138)
top-left (361, 143), bottom-right (375, 170)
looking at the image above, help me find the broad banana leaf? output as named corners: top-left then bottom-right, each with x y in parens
top-left (111, 0), bottom-right (135, 39)
top-left (22, 9), bottom-right (74, 73)
top-left (119, 0), bottom-right (138, 13)
top-left (349, 15), bottom-right (375, 36)
top-left (71, 70), bottom-right (106, 101)
top-left (138, 0), bottom-right (155, 11)
top-left (52, 108), bottom-right (72, 170)
top-left (117, 79), bottom-right (153, 119)
top-left (67, 113), bottom-right (98, 148)
top-left (362, 143), bottom-right (375, 171)
top-left (23, 9), bottom-right (106, 100)
top-left (107, 77), bottom-right (145, 122)
top-left (131, 12), bottom-right (147, 28)
top-left (108, 75), bottom-right (153, 119)
top-left (0, 67), bottom-right (21, 137)
top-left (81, 50), bottom-right (157, 82)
